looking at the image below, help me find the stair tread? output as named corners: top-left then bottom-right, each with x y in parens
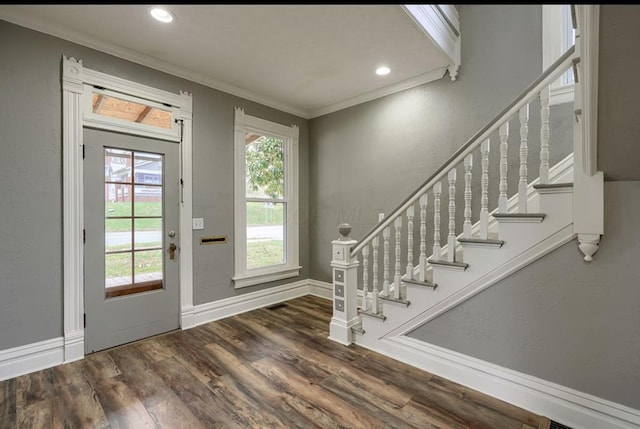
top-left (428, 259), bottom-right (469, 270)
top-left (533, 182), bottom-right (573, 189)
top-left (351, 324), bottom-right (365, 334)
top-left (379, 295), bottom-right (410, 306)
top-left (359, 309), bottom-right (386, 321)
top-left (402, 278), bottom-right (438, 289)
top-left (458, 238), bottom-right (504, 248)
top-left (493, 213), bottom-right (545, 223)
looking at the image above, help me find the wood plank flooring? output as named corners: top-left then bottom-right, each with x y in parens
top-left (0, 295), bottom-right (549, 428)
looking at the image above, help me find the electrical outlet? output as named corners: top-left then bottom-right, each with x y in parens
top-left (192, 218), bottom-right (204, 230)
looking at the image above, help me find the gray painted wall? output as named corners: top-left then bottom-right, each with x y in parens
top-left (409, 181), bottom-right (640, 410)
top-left (309, 5), bottom-right (558, 282)
top-left (598, 6), bottom-right (640, 181)
top-left (0, 19), bottom-right (309, 350)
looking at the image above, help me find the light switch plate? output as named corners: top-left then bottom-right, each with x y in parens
top-left (192, 218), bottom-right (204, 230)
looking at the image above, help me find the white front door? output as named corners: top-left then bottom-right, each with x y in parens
top-left (83, 128), bottom-right (180, 353)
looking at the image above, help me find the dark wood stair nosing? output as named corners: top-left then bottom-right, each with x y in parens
top-left (379, 295), bottom-right (411, 307)
top-left (493, 213), bottom-right (546, 222)
top-left (351, 324), bottom-right (366, 335)
top-left (533, 182), bottom-right (573, 190)
top-left (359, 309), bottom-right (387, 321)
top-left (428, 259), bottom-right (469, 271)
top-left (457, 238), bottom-right (504, 248)
top-left (402, 278), bottom-right (438, 289)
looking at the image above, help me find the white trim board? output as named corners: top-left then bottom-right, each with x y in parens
top-left (360, 336), bottom-right (640, 429)
top-left (191, 279), bottom-right (331, 327)
top-left (0, 338), bottom-right (64, 381)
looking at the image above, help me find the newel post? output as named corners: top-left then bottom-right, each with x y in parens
top-left (574, 5), bottom-right (604, 262)
top-left (329, 223), bottom-right (360, 346)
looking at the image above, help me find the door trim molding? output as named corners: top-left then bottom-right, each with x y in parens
top-left (62, 55), bottom-right (193, 362)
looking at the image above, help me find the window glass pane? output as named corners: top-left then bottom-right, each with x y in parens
top-left (105, 148), bottom-right (132, 183)
top-left (134, 250), bottom-right (163, 285)
top-left (246, 201), bottom-right (285, 269)
top-left (105, 252), bottom-right (132, 288)
top-left (134, 186), bottom-right (162, 216)
top-left (134, 152), bottom-right (163, 184)
top-left (245, 134), bottom-right (285, 199)
top-left (105, 219), bottom-right (132, 252)
top-left (134, 218), bottom-right (162, 250)
top-left (105, 184), bottom-right (132, 216)
top-left (92, 92), bottom-right (172, 129)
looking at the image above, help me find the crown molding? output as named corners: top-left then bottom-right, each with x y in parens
top-left (0, 7), bottom-right (453, 120)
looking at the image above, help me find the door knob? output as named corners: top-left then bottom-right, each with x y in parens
top-left (169, 243), bottom-right (177, 260)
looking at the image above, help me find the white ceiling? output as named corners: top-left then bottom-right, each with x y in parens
top-left (0, 4), bottom-right (454, 118)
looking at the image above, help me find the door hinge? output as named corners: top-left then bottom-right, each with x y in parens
top-left (83, 229), bottom-right (86, 243)
top-left (82, 144), bottom-right (85, 159)
top-left (83, 313), bottom-right (86, 328)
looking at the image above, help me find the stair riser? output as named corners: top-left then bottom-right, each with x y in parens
top-left (538, 191), bottom-right (573, 219)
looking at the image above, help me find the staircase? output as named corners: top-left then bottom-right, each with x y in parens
top-left (328, 6), bottom-right (603, 351)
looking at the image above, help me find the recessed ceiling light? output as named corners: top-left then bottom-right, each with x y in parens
top-left (150, 7), bottom-right (175, 23)
top-left (376, 66), bottom-right (391, 76)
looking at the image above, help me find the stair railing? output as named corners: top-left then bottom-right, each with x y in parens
top-left (329, 44), bottom-right (579, 346)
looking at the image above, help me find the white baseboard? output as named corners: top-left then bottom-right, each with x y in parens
top-left (308, 279), bottom-right (333, 300)
top-left (362, 336), bottom-right (640, 429)
top-left (191, 278), bottom-right (331, 327)
top-left (0, 337), bottom-right (64, 381)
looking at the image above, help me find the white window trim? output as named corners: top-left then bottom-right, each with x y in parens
top-left (233, 108), bottom-right (300, 288)
top-left (542, 4), bottom-right (575, 106)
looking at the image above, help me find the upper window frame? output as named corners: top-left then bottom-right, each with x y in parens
top-left (232, 108), bottom-right (300, 288)
top-left (81, 68), bottom-right (182, 142)
top-left (542, 4), bottom-right (576, 106)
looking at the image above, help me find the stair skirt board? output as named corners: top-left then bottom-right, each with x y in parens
top-left (356, 336), bottom-right (640, 429)
top-left (382, 223), bottom-right (576, 339)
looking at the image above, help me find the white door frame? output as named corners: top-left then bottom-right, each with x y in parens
top-left (62, 56), bottom-right (194, 363)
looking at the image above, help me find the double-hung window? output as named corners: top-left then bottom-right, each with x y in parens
top-left (233, 108), bottom-right (300, 288)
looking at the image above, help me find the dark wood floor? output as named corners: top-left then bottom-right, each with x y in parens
top-left (0, 295), bottom-right (550, 429)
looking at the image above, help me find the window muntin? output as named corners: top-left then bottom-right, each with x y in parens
top-left (104, 148), bottom-right (164, 298)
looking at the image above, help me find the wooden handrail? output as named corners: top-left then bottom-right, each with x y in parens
top-left (350, 45), bottom-right (577, 257)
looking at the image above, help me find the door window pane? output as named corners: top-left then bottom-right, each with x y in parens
top-left (105, 219), bottom-right (132, 252)
top-left (105, 252), bottom-right (132, 288)
top-left (134, 218), bottom-right (162, 250)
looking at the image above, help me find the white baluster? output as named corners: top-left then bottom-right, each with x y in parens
top-left (463, 154), bottom-right (473, 238)
top-left (418, 193), bottom-right (428, 282)
top-left (499, 123), bottom-right (509, 213)
top-left (371, 237), bottom-right (379, 314)
top-left (480, 139), bottom-right (490, 240)
top-left (382, 226), bottom-right (391, 296)
top-left (362, 245), bottom-right (370, 312)
top-left (447, 169), bottom-right (457, 262)
top-left (406, 205), bottom-right (415, 280)
top-left (519, 104), bottom-right (529, 213)
top-left (540, 85), bottom-right (551, 184)
top-left (433, 181), bottom-right (442, 260)
top-left (393, 217), bottom-right (402, 300)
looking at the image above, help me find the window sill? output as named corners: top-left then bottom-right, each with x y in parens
top-left (232, 266), bottom-right (302, 289)
top-left (550, 83), bottom-right (574, 106)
